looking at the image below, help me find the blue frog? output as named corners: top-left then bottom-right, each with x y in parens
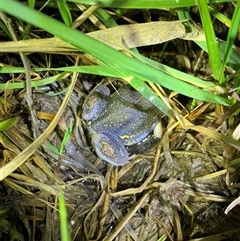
top-left (82, 85), bottom-right (162, 166)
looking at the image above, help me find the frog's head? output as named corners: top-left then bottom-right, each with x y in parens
top-left (82, 85), bottom-right (110, 121)
top-left (91, 131), bottom-right (130, 166)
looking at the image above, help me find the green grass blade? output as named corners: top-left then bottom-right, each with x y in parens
top-left (28, 0), bottom-right (35, 8)
top-left (198, 0), bottom-right (222, 83)
top-left (208, 5), bottom-right (233, 28)
top-left (219, 1), bottom-right (240, 83)
top-left (59, 120), bottom-right (73, 154)
top-left (68, 0), bottom-right (233, 9)
top-left (195, 40), bottom-right (240, 71)
top-left (233, 71), bottom-right (240, 91)
top-left (95, 8), bottom-right (118, 27)
top-left (129, 51), bottom-right (227, 92)
top-left (56, 0), bottom-right (72, 26)
top-left (0, 72), bottom-right (70, 90)
top-left (0, 20), bottom-right (12, 39)
top-left (58, 192), bottom-right (72, 241)
top-left (0, 117), bottom-right (18, 131)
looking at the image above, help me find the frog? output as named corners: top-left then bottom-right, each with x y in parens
top-left (82, 84), bottom-right (162, 166)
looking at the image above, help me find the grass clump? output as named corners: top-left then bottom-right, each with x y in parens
top-left (0, 0), bottom-right (240, 240)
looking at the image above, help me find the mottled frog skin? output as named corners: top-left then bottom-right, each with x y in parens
top-left (82, 85), bottom-right (161, 166)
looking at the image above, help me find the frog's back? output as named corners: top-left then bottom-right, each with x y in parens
top-left (117, 86), bottom-right (157, 111)
top-left (91, 86), bottom-right (160, 146)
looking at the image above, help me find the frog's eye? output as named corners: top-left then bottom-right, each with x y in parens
top-left (82, 85), bottom-right (110, 121)
top-left (91, 131), bottom-right (130, 166)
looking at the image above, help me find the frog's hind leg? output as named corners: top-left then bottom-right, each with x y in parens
top-left (91, 131), bottom-right (130, 166)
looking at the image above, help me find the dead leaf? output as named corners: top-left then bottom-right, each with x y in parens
top-left (0, 21), bottom-right (204, 53)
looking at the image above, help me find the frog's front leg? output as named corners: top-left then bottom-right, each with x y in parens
top-left (91, 131), bottom-right (130, 166)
